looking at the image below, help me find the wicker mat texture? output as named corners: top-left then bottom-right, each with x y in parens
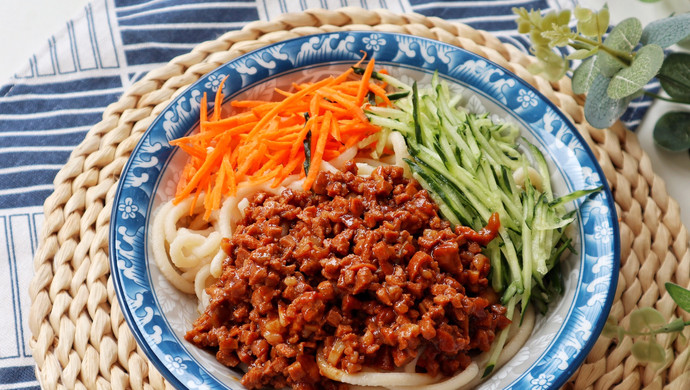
top-left (28, 7), bottom-right (690, 390)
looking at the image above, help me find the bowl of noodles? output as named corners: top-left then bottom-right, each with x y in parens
top-left (110, 32), bottom-right (619, 390)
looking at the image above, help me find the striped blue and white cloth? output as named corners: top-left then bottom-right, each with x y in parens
top-left (0, 0), bottom-right (653, 388)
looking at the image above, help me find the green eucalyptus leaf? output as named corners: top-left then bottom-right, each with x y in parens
top-left (629, 307), bottom-right (666, 334)
top-left (531, 29), bottom-right (551, 47)
top-left (531, 46), bottom-right (568, 81)
top-left (602, 316), bottom-right (621, 338)
top-left (574, 6), bottom-right (592, 21)
top-left (556, 10), bottom-right (571, 27)
top-left (653, 111), bottom-right (690, 152)
top-left (576, 6), bottom-right (609, 38)
top-left (567, 47), bottom-right (598, 60)
top-left (518, 20), bottom-right (532, 34)
top-left (607, 44), bottom-right (664, 99)
top-left (542, 12), bottom-right (558, 31)
top-left (584, 74), bottom-right (634, 128)
top-left (631, 340), bottom-right (666, 363)
top-left (658, 53), bottom-right (690, 102)
top-left (579, 16), bottom-right (600, 38)
top-left (666, 282), bottom-right (690, 313)
top-left (661, 318), bottom-right (687, 333)
top-left (572, 56), bottom-right (599, 94)
top-left (640, 13), bottom-right (690, 49)
top-left (679, 35), bottom-right (690, 50)
top-left (597, 8), bottom-right (610, 37)
top-left (596, 18), bottom-right (643, 77)
top-left (638, 0), bottom-right (661, 2)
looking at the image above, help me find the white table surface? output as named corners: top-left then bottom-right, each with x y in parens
top-left (2, 0), bottom-right (689, 231)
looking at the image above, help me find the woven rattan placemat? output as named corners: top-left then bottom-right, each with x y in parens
top-left (28, 7), bottom-right (690, 390)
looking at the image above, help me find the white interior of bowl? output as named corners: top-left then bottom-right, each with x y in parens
top-left (146, 63), bottom-right (584, 389)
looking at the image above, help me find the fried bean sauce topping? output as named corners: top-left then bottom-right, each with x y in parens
top-left (185, 162), bottom-right (509, 390)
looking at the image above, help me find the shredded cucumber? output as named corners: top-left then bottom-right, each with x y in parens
top-left (361, 69), bottom-right (601, 376)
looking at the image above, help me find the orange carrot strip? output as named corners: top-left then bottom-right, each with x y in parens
top-left (275, 156), bottom-right (303, 187)
top-left (317, 100), bottom-right (350, 116)
top-left (331, 116), bottom-right (342, 142)
top-left (265, 140), bottom-right (295, 149)
top-left (303, 110), bottom-right (332, 191)
top-left (275, 88), bottom-right (294, 97)
top-left (231, 100), bottom-right (277, 108)
top-left (248, 166), bottom-right (283, 186)
top-left (207, 164), bottom-right (226, 218)
top-left (246, 76), bottom-right (339, 141)
top-left (169, 141), bottom-right (207, 161)
top-left (323, 149), bottom-right (340, 161)
top-left (290, 117), bottom-right (314, 162)
top-left (309, 93), bottom-right (321, 118)
top-left (201, 111), bottom-right (258, 132)
top-left (212, 76), bottom-right (229, 122)
top-left (356, 58), bottom-right (375, 105)
top-left (368, 83), bottom-right (392, 107)
top-left (221, 154), bottom-right (236, 195)
top-left (174, 135), bottom-right (232, 203)
top-left (317, 87), bottom-right (368, 123)
top-left (275, 132), bottom-right (301, 142)
top-left (256, 149), bottom-right (289, 176)
top-left (199, 93), bottom-right (209, 131)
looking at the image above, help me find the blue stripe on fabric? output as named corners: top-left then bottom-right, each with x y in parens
top-left (0, 191), bottom-right (54, 209)
top-left (410, 0), bottom-right (551, 28)
top-left (1, 76), bottom-right (122, 96)
top-left (0, 365), bottom-right (35, 384)
top-left (0, 112), bottom-right (105, 132)
top-left (120, 28), bottom-right (234, 45)
top-left (114, 0), bottom-right (157, 6)
top-left (125, 47), bottom-right (194, 66)
top-left (117, 7), bottom-right (258, 25)
top-left (115, 0), bottom-right (256, 17)
top-left (0, 132), bottom-right (89, 148)
top-left (408, 0), bottom-right (548, 7)
top-left (0, 151), bottom-right (71, 167)
top-left (0, 171), bottom-right (62, 193)
top-left (0, 94), bottom-right (120, 116)
top-left (7, 215), bottom-right (24, 358)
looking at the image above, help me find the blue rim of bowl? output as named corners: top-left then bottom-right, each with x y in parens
top-left (110, 31), bottom-right (620, 390)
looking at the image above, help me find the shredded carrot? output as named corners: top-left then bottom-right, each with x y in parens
top-left (212, 76), bottom-right (229, 122)
top-left (171, 57), bottom-right (389, 218)
top-left (356, 58), bottom-right (376, 105)
top-left (303, 110), bottom-right (332, 191)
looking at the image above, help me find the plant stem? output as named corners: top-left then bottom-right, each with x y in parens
top-left (570, 42), bottom-right (594, 51)
top-left (571, 35), bottom-right (633, 65)
top-left (624, 321), bottom-right (690, 337)
top-left (643, 91), bottom-right (690, 104)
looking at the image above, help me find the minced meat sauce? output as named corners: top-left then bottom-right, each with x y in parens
top-left (185, 162), bottom-right (510, 390)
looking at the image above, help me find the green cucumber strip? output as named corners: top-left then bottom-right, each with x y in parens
top-left (527, 143), bottom-right (553, 201)
top-left (351, 67), bottom-right (410, 90)
top-left (483, 296), bottom-right (517, 377)
top-left (387, 91), bottom-right (410, 100)
top-left (550, 186), bottom-right (603, 208)
top-left (407, 160), bottom-right (472, 227)
top-left (412, 82), bottom-right (422, 144)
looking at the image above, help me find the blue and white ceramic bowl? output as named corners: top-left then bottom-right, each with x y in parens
top-left (110, 32), bottom-right (619, 390)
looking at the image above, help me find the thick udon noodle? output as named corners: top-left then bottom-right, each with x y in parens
top-left (150, 130), bottom-right (534, 389)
